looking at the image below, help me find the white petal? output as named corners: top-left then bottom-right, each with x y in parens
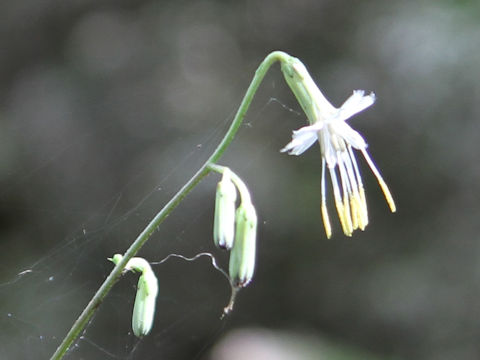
top-left (331, 121), bottom-right (367, 149)
top-left (281, 130), bottom-right (318, 155)
top-left (281, 123), bottom-right (322, 155)
top-left (292, 121), bottom-right (324, 134)
top-left (336, 90), bottom-right (375, 122)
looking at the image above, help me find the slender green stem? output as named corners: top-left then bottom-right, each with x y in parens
top-left (208, 164), bottom-right (252, 204)
top-left (50, 50), bottom-right (292, 360)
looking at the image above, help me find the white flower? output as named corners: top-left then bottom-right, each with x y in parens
top-left (280, 59), bottom-right (395, 238)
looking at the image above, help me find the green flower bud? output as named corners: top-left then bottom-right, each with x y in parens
top-left (229, 201), bottom-right (257, 287)
top-left (109, 253), bottom-right (123, 266)
top-left (108, 254), bottom-right (158, 337)
top-left (132, 268), bottom-right (158, 337)
top-left (213, 168), bottom-right (237, 250)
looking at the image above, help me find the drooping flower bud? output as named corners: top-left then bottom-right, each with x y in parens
top-left (213, 168), bottom-right (237, 250)
top-left (229, 201), bottom-right (257, 288)
top-left (132, 267), bottom-right (158, 337)
top-left (109, 254), bottom-right (158, 337)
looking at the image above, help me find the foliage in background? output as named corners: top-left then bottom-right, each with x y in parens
top-left (1, 0), bottom-right (479, 359)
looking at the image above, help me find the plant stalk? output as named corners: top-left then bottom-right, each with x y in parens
top-left (50, 50), bottom-right (291, 359)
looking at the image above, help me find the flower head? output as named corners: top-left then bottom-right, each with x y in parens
top-left (281, 57), bottom-right (396, 238)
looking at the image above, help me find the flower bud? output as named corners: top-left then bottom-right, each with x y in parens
top-left (109, 254), bottom-right (123, 266)
top-left (132, 267), bottom-right (158, 337)
top-left (108, 254), bottom-right (158, 337)
top-left (213, 168), bottom-right (237, 250)
top-left (229, 201), bottom-right (257, 287)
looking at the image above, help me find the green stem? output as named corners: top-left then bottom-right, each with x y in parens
top-left (208, 164), bottom-right (252, 204)
top-left (50, 50), bottom-right (292, 360)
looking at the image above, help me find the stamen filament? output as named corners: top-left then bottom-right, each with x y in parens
top-left (329, 167), bottom-right (352, 236)
top-left (321, 159), bottom-right (332, 239)
top-left (348, 146), bottom-right (368, 220)
top-left (337, 153), bottom-right (354, 234)
top-left (361, 149), bottom-right (396, 212)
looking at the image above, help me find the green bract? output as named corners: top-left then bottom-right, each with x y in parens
top-left (280, 56), bottom-right (337, 126)
top-left (229, 201), bottom-right (257, 288)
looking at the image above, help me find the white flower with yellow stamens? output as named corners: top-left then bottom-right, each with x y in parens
top-left (280, 56), bottom-right (396, 238)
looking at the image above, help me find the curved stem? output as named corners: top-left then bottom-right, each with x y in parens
top-left (208, 164), bottom-right (252, 204)
top-left (50, 50), bottom-right (291, 360)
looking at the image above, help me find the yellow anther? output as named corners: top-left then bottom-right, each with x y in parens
top-left (353, 194), bottom-right (367, 231)
top-left (335, 199), bottom-right (351, 236)
top-left (378, 179), bottom-right (396, 213)
top-left (342, 197), bottom-right (354, 236)
top-left (321, 202), bottom-right (332, 239)
top-left (349, 196), bottom-right (359, 231)
top-left (358, 186), bottom-right (369, 227)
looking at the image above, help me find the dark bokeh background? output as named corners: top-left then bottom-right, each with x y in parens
top-left (1, 0), bottom-right (480, 359)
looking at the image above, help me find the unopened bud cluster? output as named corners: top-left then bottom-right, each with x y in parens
top-left (212, 167), bottom-right (257, 288)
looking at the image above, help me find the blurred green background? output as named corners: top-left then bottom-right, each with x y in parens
top-left (1, 0), bottom-right (479, 359)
